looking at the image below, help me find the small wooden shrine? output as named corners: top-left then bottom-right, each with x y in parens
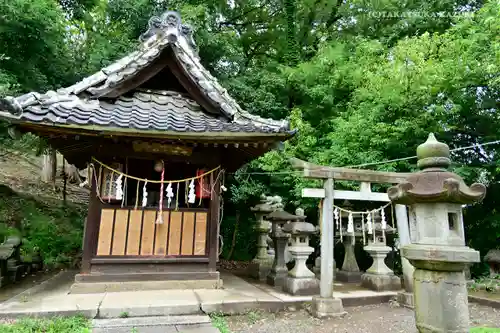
top-left (0, 11), bottom-right (294, 291)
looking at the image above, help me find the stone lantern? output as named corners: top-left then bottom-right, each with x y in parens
top-left (361, 212), bottom-right (401, 291)
top-left (248, 195), bottom-right (283, 281)
top-left (484, 249), bottom-right (500, 277)
top-left (388, 133), bottom-right (486, 333)
top-left (266, 209), bottom-right (302, 287)
top-left (282, 208), bottom-right (320, 295)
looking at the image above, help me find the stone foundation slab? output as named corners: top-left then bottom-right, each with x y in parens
top-left (247, 261), bottom-right (272, 281)
top-left (70, 278), bottom-right (222, 294)
top-left (361, 273), bottom-right (402, 292)
top-left (397, 291), bottom-right (414, 308)
top-left (266, 268), bottom-right (288, 287)
top-left (283, 276), bottom-right (320, 296)
top-left (336, 270), bottom-right (362, 283)
top-left (311, 297), bottom-right (346, 318)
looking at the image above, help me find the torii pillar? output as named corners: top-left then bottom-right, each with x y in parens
top-left (302, 181), bottom-right (346, 318)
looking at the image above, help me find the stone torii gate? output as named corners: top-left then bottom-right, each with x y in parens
top-left (290, 158), bottom-right (415, 316)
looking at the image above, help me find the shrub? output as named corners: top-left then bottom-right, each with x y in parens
top-left (0, 185), bottom-right (85, 268)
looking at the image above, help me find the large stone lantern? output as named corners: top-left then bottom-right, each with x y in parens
top-left (388, 133), bottom-right (486, 333)
top-left (248, 195), bottom-right (283, 281)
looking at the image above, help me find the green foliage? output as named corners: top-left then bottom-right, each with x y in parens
top-left (0, 185), bottom-right (85, 268)
top-left (471, 328), bottom-right (500, 333)
top-left (468, 276), bottom-right (500, 293)
top-left (210, 313), bottom-right (232, 333)
top-left (0, 0), bottom-right (498, 265)
top-left (0, 316), bottom-right (90, 333)
top-left (0, 0), bottom-right (70, 92)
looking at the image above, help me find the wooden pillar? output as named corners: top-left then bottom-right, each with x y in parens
top-left (81, 166), bottom-right (102, 274)
top-left (320, 177), bottom-right (334, 298)
top-left (208, 171), bottom-right (221, 272)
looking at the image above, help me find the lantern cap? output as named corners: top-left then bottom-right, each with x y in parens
top-left (416, 133), bottom-right (451, 170)
top-left (251, 195), bottom-right (283, 213)
top-left (282, 221), bottom-right (317, 235)
top-left (387, 133), bottom-right (486, 204)
top-left (266, 209), bottom-right (302, 222)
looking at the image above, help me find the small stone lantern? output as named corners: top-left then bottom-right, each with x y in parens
top-left (484, 249), bottom-right (500, 278)
top-left (248, 195), bottom-right (283, 281)
top-left (266, 209), bottom-right (302, 287)
top-left (282, 208), bottom-right (320, 295)
top-left (388, 133), bottom-right (486, 333)
top-left (361, 215), bottom-right (401, 291)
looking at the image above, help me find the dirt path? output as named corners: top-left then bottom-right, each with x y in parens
top-left (226, 303), bottom-right (500, 333)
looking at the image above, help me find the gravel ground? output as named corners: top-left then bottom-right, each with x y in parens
top-left (226, 303), bottom-right (500, 333)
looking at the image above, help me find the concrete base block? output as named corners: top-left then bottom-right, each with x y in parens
top-left (266, 269), bottom-right (288, 287)
top-left (336, 270), bottom-right (362, 283)
top-left (361, 273), bottom-right (402, 291)
top-left (283, 276), bottom-right (320, 296)
top-left (70, 279), bottom-right (223, 294)
top-left (247, 261), bottom-right (272, 281)
top-left (9, 265), bottom-right (24, 283)
top-left (311, 296), bottom-right (346, 319)
top-left (398, 292), bottom-right (414, 308)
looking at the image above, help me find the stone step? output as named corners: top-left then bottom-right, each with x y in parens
top-left (92, 315), bottom-right (220, 333)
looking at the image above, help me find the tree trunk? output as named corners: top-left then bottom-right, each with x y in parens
top-left (62, 159), bottom-right (67, 204)
top-left (41, 147), bottom-right (57, 185)
top-left (227, 210), bottom-right (240, 260)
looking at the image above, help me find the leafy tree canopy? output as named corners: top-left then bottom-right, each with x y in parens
top-left (0, 0), bottom-right (498, 268)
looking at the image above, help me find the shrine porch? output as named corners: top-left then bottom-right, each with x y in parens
top-left (0, 270), bottom-right (398, 319)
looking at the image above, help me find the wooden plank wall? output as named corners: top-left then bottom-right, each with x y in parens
top-left (96, 208), bottom-right (208, 257)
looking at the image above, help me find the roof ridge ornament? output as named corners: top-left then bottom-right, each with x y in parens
top-left (139, 11), bottom-right (196, 49)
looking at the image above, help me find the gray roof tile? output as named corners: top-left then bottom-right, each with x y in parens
top-left (15, 91), bottom-right (289, 134)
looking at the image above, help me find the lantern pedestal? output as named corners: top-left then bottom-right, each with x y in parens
top-left (283, 247), bottom-right (319, 295)
top-left (266, 234), bottom-right (290, 287)
top-left (361, 243), bottom-right (401, 291)
top-left (247, 220), bottom-right (273, 281)
top-left (337, 235), bottom-right (362, 283)
top-left (404, 244), bottom-right (479, 332)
